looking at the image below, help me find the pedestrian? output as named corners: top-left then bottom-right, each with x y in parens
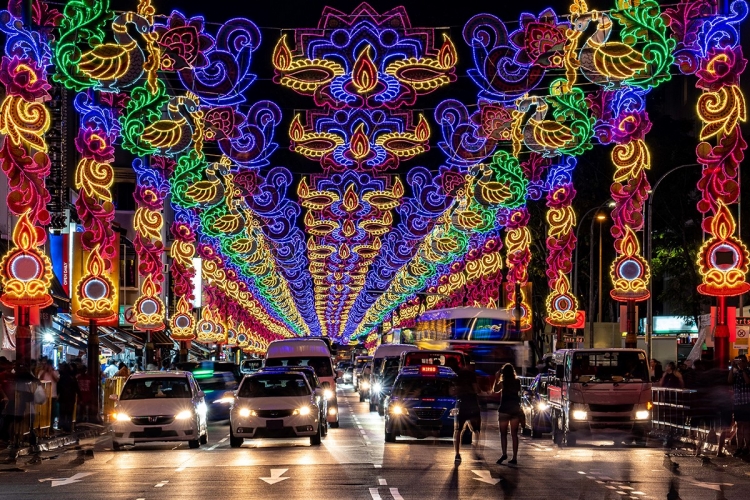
top-left (649, 359), bottom-right (663, 383)
top-left (659, 362), bottom-right (684, 388)
top-left (451, 360), bottom-right (481, 464)
top-left (492, 363), bottom-right (523, 465)
top-left (692, 360), bottom-right (732, 457)
top-left (728, 355), bottom-right (750, 456)
top-left (116, 362), bottom-right (130, 378)
top-left (104, 358), bottom-right (118, 378)
top-left (57, 362), bottom-right (79, 433)
top-left (38, 358), bottom-right (60, 429)
top-left (681, 360), bottom-right (697, 388)
top-left (7, 363), bottom-right (38, 449)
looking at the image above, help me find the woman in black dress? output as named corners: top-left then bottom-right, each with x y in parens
top-left (493, 363), bottom-right (522, 465)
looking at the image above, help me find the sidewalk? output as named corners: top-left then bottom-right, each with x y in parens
top-left (2, 423), bottom-right (108, 462)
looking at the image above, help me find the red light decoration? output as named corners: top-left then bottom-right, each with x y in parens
top-left (133, 274), bottom-right (166, 330)
top-left (609, 226), bottom-right (650, 302)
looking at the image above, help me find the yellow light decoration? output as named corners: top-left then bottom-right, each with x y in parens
top-left (612, 139), bottom-right (650, 184)
top-left (545, 271), bottom-right (580, 327)
top-left (352, 45), bottom-right (378, 94)
top-left (272, 35), bottom-right (346, 93)
top-left (375, 115), bottom-right (430, 159)
top-left (609, 226), bottom-right (651, 302)
top-left (0, 95), bottom-right (51, 152)
top-left (133, 207), bottom-right (163, 241)
top-left (0, 211), bottom-right (53, 308)
top-left (697, 85), bottom-right (746, 141)
top-left (74, 245), bottom-right (117, 322)
top-left (74, 157), bottom-right (115, 202)
top-left (289, 114), bottom-right (345, 159)
top-left (696, 201), bottom-right (750, 296)
top-left (384, 34), bottom-right (457, 91)
top-left (362, 177), bottom-right (404, 210)
top-left (133, 274), bottom-right (165, 331)
top-left (297, 176), bottom-right (341, 210)
top-left (170, 296), bottom-right (195, 341)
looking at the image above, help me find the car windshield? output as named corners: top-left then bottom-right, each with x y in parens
top-left (242, 360), bottom-right (262, 371)
top-left (120, 378), bottom-right (192, 400)
top-left (238, 374), bottom-right (311, 398)
top-left (264, 357), bottom-right (333, 378)
top-left (393, 378), bottom-right (455, 398)
top-left (197, 376), bottom-right (231, 392)
top-left (572, 351), bottom-right (649, 382)
top-left (382, 367), bottom-right (399, 386)
top-left (355, 358), bottom-right (370, 369)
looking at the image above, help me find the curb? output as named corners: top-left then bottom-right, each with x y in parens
top-left (6, 424), bottom-right (108, 459)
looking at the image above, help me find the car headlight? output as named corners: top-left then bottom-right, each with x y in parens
top-left (361, 381), bottom-right (370, 389)
top-left (373, 383), bottom-right (382, 394)
top-left (238, 408), bottom-right (256, 418)
top-left (294, 406), bottom-right (312, 416)
top-left (572, 410), bottom-right (588, 421)
top-left (112, 412), bottom-right (131, 422)
top-left (328, 407), bottom-right (337, 415)
top-left (449, 408), bottom-right (459, 417)
top-left (635, 410), bottom-right (650, 420)
top-left (323, 389), bottom-right (334, 400)
top-left (537, 402), bottom-right (549, 411)
top-left (175, 410), bottom-right (194, 420)
top-left (389, 405), bottom-right (408, 416)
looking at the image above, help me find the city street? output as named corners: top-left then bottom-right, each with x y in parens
top-left (2, 386), bottom-right (749, 500)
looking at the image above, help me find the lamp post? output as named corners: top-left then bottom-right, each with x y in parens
top-left (645, 163), bottom-right (701, 361)
top-left (573, 201), bottom-right (614, 298)
top-left (589, 211), bottom-right (608, 348)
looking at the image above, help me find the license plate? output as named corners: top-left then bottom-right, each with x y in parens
top-left (266, 419), bottom-right (284, 430)
top-left (145, 427), bottom-right (162, 436)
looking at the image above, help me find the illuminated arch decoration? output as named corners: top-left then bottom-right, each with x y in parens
top-left (74, 246), bottom-right (117, 322)
top-left (274, 2), bottom-right (459, 341)
top-left (0, 1), bottom-right (60, 318)
top-left (170, 296), bottom-right (195, 341)
top-left (664, 0), bottom-right (749, 297)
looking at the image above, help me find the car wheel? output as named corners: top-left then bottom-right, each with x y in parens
top-left (321, 418), bottom-right (328, 437)
top-left (522, 425), bottom-right (531, 436)
top-left (112, 442), bottom-right (122, 451)
top-left (200, 432), bottom-right (208, 445)
top-left (310, 425), bottom-right (322, 446)
top-left (552, 416), bottom-right (563, 447)
top-left (531, 425), bottom-right (543, 438)
top-left (329, 420), bottom-right (339, 429)
top-left (369, 401), bottom-right (377, 412)
top-left (359, 393), bottom-right (365, 402)
top-left (385, 430), bottom-right (396, 443)
top-left (188, 439), bottom-right (200, 449)
top-left (229, 432), bottom-right (243, 448)
top-left (565, 430), bottom-right (577, 447)
top-left (377, 403), bottom-right (385, 417)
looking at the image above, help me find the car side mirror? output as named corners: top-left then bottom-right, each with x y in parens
top-left (336, 370), bottom-right (343, 379)
top-left (108, 394), bottom-right (118, 401)
top-left (314, 387), bottom-right (323, 397)
top-left (197, 390), bottom-right (205, 399)
top-left (222, 391), bottom-right (235, 400)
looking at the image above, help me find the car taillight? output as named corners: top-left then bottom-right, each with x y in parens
top-left (419, 365), bottom-right (438, 375)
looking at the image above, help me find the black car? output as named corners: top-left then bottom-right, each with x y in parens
top-left (521, 373), bottom-right (553, 438)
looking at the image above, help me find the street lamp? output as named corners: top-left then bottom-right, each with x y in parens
top-left (645, 163), bottom-right (701, 361)
top-left (588, 211), bottom-right (610, 348)
top-left (573, 200), bottom-right (615, 297)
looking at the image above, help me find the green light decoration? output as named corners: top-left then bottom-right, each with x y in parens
top-left (119, 81), bottom-right (169, 157)
top-left (52, 0), bottom-right (114, 91)
top-left (547, 83), bottom-right (595, 158)
top-left (614, 0), bottom-right (675, 89)
top-left (170, 151), bottom-right (206, 210)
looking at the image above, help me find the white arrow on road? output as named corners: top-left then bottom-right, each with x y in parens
top-left (471, 470), bottom-right (501, 485)
top-left (39, 472), bottom-right (94, 487)
top-left (260, 468), bottom-right (290, 485)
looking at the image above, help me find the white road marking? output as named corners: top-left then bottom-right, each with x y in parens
top-left (472, 470), bottom-right (501, 485)
top-left (207, 442), bottom-right (223, 451)
top-left (378, 478), bottom-right (387, 485)
top-left (39, 473), bottom-right (94, 488)
top-left (155, 481), bottom-right (169, 488)
top-left (360, 429), bottom-right (367, 434)
top-left (219, 437), bottom-right (228, 443)
top-left (389, 488), bottom-right (404, 500)
top-left (368, 488), bottom-right (382, 500)
top-left (373, 464), bottom-right (382, 468)
top-left (176, 466), bottom-right (187, 472)
top-left (260, 468), bottom-right (290, 485)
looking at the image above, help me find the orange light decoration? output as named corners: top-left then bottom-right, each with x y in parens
top-left (349, 123), bottom-right (371, 160)
top-left (697, 202), bottom-right (750, 296)
top-left (169, 296), bottom-right (195, 341)
top-left (609, 227), bottom-right (650, 302)
top-left (0, 211), bottom-right (53, 309)
top-left (74, 246), bottom-right (117, 322)
top-left (133, 274), bottom-right (166, 330)
top-left (545, 272), bottom-right (579, 326)
top-left (352, 46), bottom-right (378, 94)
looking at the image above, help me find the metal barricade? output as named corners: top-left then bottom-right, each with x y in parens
top-left (518, 376), bottom-right (535, 391)
top-left (103, 376), bottom-right (127, 422)
top-left (651, 387), bottom-right (697, 439)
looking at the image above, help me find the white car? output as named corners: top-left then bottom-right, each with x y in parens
top-left (110, 371), bottom-right (208, 450)
top-left (229, 370), bottom-right (322, 447)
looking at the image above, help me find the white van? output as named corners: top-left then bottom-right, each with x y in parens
top-left (368, 344), bottom-right (420, 412)
top-left (264, 339), bottom-right (340, 427)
